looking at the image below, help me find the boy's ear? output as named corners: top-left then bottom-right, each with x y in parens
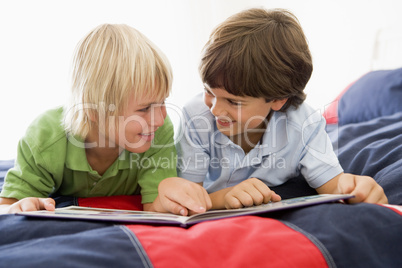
top-left (271, 99), bottom-right (288, 111)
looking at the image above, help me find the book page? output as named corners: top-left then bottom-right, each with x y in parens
top-left (17, 194), bottom-right (354, 226)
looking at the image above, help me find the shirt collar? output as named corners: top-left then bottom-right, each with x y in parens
top-left (258, 112), bottom-right (288, 156)
top-left (116, 150), bottom-right (131, 169)
top-left (65, 135), bottom-right (132, 172)
top-left (213, 111), bottom-right (288, 156)
top-left (65, 135), bottom-right (90, 172)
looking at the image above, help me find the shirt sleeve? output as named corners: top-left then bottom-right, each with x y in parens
top-left (136, 116), bottom-right (178, 204)
top-left (0, 138), bottom-right (55, 200)
top-left (298, 112), bottom-right (344, 188)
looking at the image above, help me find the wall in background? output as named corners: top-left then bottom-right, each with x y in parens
top-left (1, 0), bottom-right (401, 159)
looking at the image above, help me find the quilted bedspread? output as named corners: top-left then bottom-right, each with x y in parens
top-left (1, 68), bottom-right (402, 267)
top-left (1, 110), bottom-right (402, 268)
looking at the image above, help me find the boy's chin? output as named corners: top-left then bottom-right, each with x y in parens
top-left (125, 142), bottom-right (152, 154)
top-left (216, 126), bottom-right (239, 137)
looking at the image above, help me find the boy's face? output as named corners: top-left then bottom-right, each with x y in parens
top-left (203, 84), bottom-right (286, 138)
top-left (97, 92), bottom-right (167, 154)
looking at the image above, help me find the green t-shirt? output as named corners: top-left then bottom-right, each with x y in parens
top-left (0, 107), bottom-right (177, 204)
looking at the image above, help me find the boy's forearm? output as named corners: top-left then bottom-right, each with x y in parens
top-left (142, 202), bottom-right (153, 212)
top-left (0, 197), bottom-right (18, 204)
top-left (0, 197), bottom-right (18, 214)
top-left (316, 173), bottom-right (342, 195)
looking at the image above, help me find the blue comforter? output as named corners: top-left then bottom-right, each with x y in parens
top-left (1, 112), bottom-right (402, 267)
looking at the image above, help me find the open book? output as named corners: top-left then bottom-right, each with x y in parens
top-left (17, 194), bottom-right (353, 227)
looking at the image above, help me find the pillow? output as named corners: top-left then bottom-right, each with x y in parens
top-left (337, 68), bottom-right (402, 125)
top-left (0, 160), bottom-right (14, 190)
top-left (323, 81), bottom-right (356, 124)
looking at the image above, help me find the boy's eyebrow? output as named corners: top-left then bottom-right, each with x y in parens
top-left (138, 100), bottom-right (165, 106)
top-left (226, 96), bottom-right (245, 103)
top-left (138, 102), bottom-right (156, 106)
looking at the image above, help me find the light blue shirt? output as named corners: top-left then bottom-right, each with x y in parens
top-left (176, 94), bottom-right (343, 193)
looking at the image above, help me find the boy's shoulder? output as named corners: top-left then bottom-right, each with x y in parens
top-left (282, 102), bottom-right (323, 129)
top-left (182, 93), bottom-right (215, 129)
top-left (182, 93), bottom-right (217, 133)
top-left (182, 93), bottom-right (210, 116)
top-left (24, 107), bottom-right (67, 152)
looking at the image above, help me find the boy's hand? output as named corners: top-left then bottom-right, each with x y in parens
top-left (0, 197), bottom-right (55, 214)
top-left (149, 177), bottom-right (212, 216)
top-left (224, 178), bottom-right (281, 209)
top-left (337, 174), bottom-right (388, 204)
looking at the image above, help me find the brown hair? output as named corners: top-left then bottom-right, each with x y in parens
top-left (199, 8), bottom-right (312, 110)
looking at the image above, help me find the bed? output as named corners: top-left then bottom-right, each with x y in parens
top-left (1, 68), bottom-right (402, 267)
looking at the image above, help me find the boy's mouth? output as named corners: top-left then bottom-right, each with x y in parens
top-left (216, 118), bottom-right (235, 127)
top-left (139, 132), bottom-right (155, 141)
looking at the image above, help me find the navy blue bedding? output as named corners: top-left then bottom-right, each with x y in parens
top-left (0, 216), bottom-right (151, 267)
top-left (329, 111), bottom-right (402, 205)
top-left (1, 110), bottom-right (401, 267)
top-left (1, 202), bottom-right (400, 267)
top-left (1, 69), bottom-right (402, 266)
top-left (338, 68), bottom-right (402, 125)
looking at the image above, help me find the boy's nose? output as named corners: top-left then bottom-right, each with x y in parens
top-left (210, 99), bottom-right (225, 117)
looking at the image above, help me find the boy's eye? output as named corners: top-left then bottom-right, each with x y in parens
top-left (138, 106), bottom-right (151, 112)
top-left (228, 99), bottom-right (242, 106)
top-left (137, 101), bottom-right (165, 113)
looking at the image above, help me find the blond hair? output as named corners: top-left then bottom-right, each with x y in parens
top-left (63, 24), bottom-right (172, 138)
top-left (200, 8), bottom-right (312, 110)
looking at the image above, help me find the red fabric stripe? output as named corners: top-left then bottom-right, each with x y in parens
top-left (129, 216), bottom-right (329, 268)
top-left (379, 204), bottom-right (402, 216)
top-left (323, 81), bottom-right (355, 124)
top-left (77, 195), bottom-right (143, 211)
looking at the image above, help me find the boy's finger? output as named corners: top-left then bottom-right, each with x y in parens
top-left (230, 190), bottom-right (254, 207)
top-left (17, 203), bottom-right (30, 212)
top-left (244, 187), bottom-right (265, 206)
top-left (161, 197), bottom-right (189, 216)
top-left (180, 195), bottom-right (207, 214)
top-left (41, 198), bottom-right (56, 211)
top-left (376, 194), bottom-right (388, 204)
top-left (337, 174), bottom-right (356, 194)
top-left (166, 193), bottom-right (207, 215)
top-left (249, 179), bottom-right (281, 203)
top-left (188, 191), bottom-right (212, 215)
top-left (225, 196), bottom-right (243, 209)
top-left (19, 198), bottom-right (40, 212)
top-left (353, 182), bottom-right (387, 204)
top-left (361, 190), bottom-right (380, 204)
top-left (270, 191), bottom-right (282, 202)
top-left (347, 184), bottom-right (372, 203)
top-left (192, 188), bottom-right (211, 211)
